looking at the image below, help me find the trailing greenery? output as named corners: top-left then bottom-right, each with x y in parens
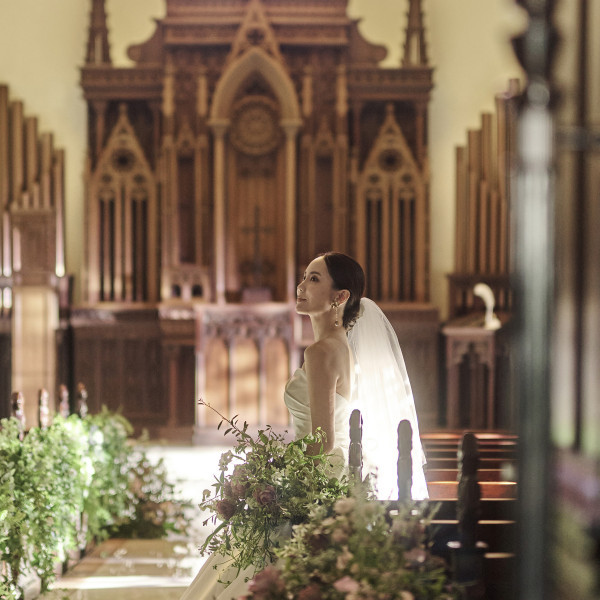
top-left (106, 447), bottom-right (194, 539)
top-left (198, 400), bottom-right (350, 576)
top-left (0, 408), bottom-right (193, 599)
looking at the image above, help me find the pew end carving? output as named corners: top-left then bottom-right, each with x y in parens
top-left (76, 382), bottom-right (89, 418)
top-left (10, 390), bottom-right (25, 440)
top-left (397, 419), bottom-right (413, 502)
top-left (58, 384), bottom-right (70, 418)
top-left (348, 408), bottom-right (363, 485)
top-left (38, 388), bottom-right (50, 429)
top-left (448, 432), bottom-right (487, 596)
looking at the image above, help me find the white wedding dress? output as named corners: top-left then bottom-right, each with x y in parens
top-left (180, 309), bottom-right (429, 599)
top-left (180, 367), bottom-right (351, 600)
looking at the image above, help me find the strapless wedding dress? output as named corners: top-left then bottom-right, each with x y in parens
top-left (283, 367), bottom-right (351, 477)
top-left (180, 367), bottom-right (350, 600)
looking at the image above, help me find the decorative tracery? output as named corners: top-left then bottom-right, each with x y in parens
top-left (356, 104), bottom-right (427, 302)
top-left (88, 104), bottom-right (157, 302)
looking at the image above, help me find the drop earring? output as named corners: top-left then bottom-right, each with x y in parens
top-left (332, 301), bottom-right (340, 327)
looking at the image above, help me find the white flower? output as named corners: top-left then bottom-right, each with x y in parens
top-left (334, 497), bottom-right (356, 515)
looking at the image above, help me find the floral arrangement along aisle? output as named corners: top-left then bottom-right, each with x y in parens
top-left (199, 400), bottom-right (350, 575)
top-left (241, 493), bottom-right (457, 600)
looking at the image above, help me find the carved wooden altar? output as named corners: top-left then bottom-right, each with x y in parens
top-left (73, 0), bottom-right (439, 436)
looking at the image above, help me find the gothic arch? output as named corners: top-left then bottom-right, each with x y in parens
top-left (210, 47), bottom-right (300, 123)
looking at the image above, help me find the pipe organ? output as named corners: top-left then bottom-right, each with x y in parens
top-left (0, 84), bottom-right (66, 424)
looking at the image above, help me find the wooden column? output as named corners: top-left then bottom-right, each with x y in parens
top-left (511, 2), bottom-right (557, 596)
top-left (282, 119), bottom-right (301, 303)
top-left (210, 120), bottom-right (228, 304)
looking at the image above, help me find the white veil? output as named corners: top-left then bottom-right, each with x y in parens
top-left (347, 298), bottom-right (429, 500)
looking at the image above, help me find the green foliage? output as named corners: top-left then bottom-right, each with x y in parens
top-left (106, 449), bottom-right (193, 539)
top-left (83, 408), bottom-right (133, 542)
top-left (199, 400), bottom-right (350, 575)
top-left (0, 408), bottom-right (193, 597)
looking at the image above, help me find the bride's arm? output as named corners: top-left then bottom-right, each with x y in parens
top-left (304, 340), bottom-right (338, 455)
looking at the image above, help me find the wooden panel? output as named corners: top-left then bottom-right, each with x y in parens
top-left (71, 308), bottom-right (166, 429)
top-left (380, 302), bottom-right (440, 429)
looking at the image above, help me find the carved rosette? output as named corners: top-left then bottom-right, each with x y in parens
top-left (229, 97), bottom-right (282, 156)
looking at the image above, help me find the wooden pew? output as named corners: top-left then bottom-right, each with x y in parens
top-left (348, 411), bottom-right (517, 599)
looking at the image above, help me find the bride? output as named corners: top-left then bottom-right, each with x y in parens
top-left (180, 251), bottom-right (428, 600)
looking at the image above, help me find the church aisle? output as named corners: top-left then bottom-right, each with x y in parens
top-left (39, 443), bottom-right (231, 600)
top-left (41, 538), bottom-right (205, 600)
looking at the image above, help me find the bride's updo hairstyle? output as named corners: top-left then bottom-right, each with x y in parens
top-left (321, 252), bottom-right (366, 330)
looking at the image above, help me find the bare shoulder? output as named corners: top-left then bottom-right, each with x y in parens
top-left (304, 336), bottom-right (347, 370)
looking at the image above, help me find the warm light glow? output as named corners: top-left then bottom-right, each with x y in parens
top-left (3, 288), bottom-right (12, 309)
top-left (55, 264), bottom-right (66, 278)
top-left (49, 574), bottom-right (196, 590)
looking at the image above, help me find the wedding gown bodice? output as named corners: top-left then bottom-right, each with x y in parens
top-left (284, 368), bottom-right (351, 471)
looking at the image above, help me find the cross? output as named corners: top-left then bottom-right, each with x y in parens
top-left (241, 205), bottom-right (274, 287)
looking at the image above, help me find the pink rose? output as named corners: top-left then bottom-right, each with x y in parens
top-left (253, 484), bottom-right (276, 506)
top-left (333, 576), bottom-right (360, 593)
top-left (297, 583), bottom-right (322, 600)
top-left (231, 481), bottom-right (248, 499)
top-left (230, 465), bottom-right (250, 498)
top-left (333, 497), bottom-right (356, 515)
top-left (222, 481), bottom-right (234, 499)
top-left (331, 527), bottom-right (349, 544)
top-left (215, 498), bottom-right (236, 520)
top-left (247, 565), bottom-right (286, 598)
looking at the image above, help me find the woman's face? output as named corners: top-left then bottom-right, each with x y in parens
top-left (296, 256), bottom-right (337, 316)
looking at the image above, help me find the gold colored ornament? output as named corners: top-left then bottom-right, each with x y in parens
top-left (332, 301), bottom-right (340, 327)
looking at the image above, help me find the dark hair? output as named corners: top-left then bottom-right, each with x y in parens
top-left (321, 252), bottom-right (366, 330)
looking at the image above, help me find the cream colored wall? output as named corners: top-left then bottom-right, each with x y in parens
top-left (0, 0), bottom-right (525, 318)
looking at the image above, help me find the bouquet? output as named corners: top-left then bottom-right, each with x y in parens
top-left (242, 491), bottom-right (457, 600)
top-left (199, 400), bottom-right (350, 573)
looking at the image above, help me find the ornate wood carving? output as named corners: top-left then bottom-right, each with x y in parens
top-left (397, 419), bottom-right (413, 502)
top-left (38, 388), bottom-right (50, 429)
top-left (11, 391), bottom-right (25, 439)
top-left (58, 384), bottom-right (70, 418)
top-left (77, 0), bottom-right (436, 433)
top-left (348, 408), bottom-right (363, 484)
top-left (76, 382), bottom-right (89, 419)
top-left (356, 104), bottom-right (427, 302)
top-left (81, 0), bottom-right (433, 304)
top-left (86, 104), bottom-right (158, 302)
top-left (457, 432), bottom-right (481, 548)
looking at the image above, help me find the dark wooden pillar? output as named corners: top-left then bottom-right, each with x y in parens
top-left (510, 2), bottom-right (558, 598)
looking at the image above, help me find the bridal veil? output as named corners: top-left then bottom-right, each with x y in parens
top-left (348, 298), bottom-right (429, 500)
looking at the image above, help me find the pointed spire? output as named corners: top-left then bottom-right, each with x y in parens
top-left (402, 0), bottom-right (428, 67)
top-left (226, 0), bottom-right (283, 66)
top-left (85, 0), bottom-right (111, 65)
